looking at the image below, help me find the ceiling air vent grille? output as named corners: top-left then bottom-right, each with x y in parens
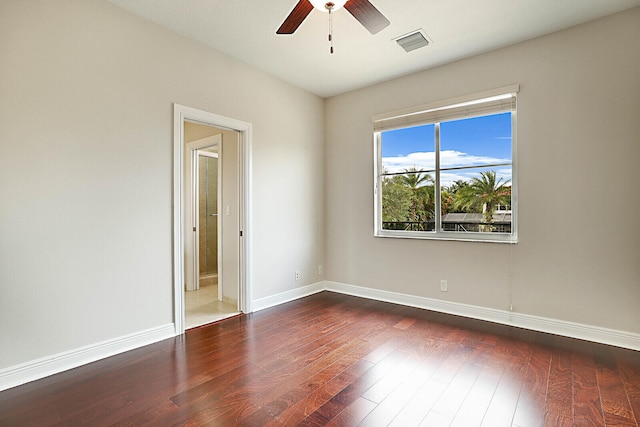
top-left (394, 30), bottom-right (430, 52)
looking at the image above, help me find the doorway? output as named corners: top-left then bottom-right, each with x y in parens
top-left (173, 104), bottom-right (252, 335)
top-left (185, 133), bottom-right (239, 328)
top-left (184, 134), bottom-right (222, 294)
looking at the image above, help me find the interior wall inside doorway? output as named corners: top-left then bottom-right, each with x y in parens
top-left (184, 122), bottom-right (240, 306)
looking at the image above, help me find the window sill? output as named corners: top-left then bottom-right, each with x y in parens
top-left (375, 229), bottom-right (518, 244)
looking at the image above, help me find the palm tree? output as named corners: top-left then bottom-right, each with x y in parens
top-left (441, 188), bottom-right (454, 215)
top-left (398, 167), bottom-right (434, 226)
top-left (446, 180), bottom-right (473, 213)
top-left (454, 171), bottom-right (511, 231)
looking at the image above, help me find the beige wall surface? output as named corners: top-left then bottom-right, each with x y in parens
top-left (184, 122), bottom-right (219, 144)
top-left (0, 0), bottom-right (324, 369)
top-left (324, 8), bottom-right (640, 334)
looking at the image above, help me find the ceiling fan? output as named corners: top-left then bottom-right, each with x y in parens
top-left (277, 0), bottom-right (390, 44)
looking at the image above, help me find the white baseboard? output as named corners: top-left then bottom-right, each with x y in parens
top-left (252, 282), bottom-right (325, 312)
top-left (0, 324), bottom-right (175, 392)
top-left (323, 281), bottom-right (640, 351)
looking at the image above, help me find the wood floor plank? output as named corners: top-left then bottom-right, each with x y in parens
top-left (480, 374), bottom-right (524, 427)
top-left (450, 372), bottom-right (500, 427)
top-left (572, 352), bottom-right (605, 426)
top-left (419, 409), bottom-right (453, 427)
top-left (393, 317), bottom-right (417, 330)
top-left (615, 348), bottom-right (640, 427)
top-left (544, 348), bottom-right (573, 421)
top-left (428, 354), bottom-right (482, 420)
top-left (239, 343), bottom-right (374, 426)
top-left (284, 343), bottom-right (414, 425)
top-left (511, 345), bottom-right (552, 427)
top-left (2, 291), bottom-right (640, 427)
top-left (387, 378), bottom-right (448, 425)
top-left (543, 412), bottom-right (573, 427)
top-left (596, 355), bottom-right (638, 427)
top-left (479, 338), bottom-right (530, 427)
top-left (268, 356), bottom-right (373, 426)
top-left (354, 345), bottom-right (453, 426)
top-left (360, 350), bottom-right (423, 404)
top-left (341, 338), bottom-right (451, 426)
top-left (323, 397), bottom-right (377, 427)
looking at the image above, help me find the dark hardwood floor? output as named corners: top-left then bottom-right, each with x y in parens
top-left (1, 291), bottom-right (639, 426)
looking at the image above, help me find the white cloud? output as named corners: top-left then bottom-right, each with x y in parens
top-left (382, 150), bottom-right (511, 188)
top-left (440, 150), bottom-right (509, 168)
top-left (382, 151), bottom-right (435, 173)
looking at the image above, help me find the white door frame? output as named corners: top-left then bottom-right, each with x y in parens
top-left (173, 104), bottom-right (252, 335)
top-left (185, 135), bottom-right (222, 292)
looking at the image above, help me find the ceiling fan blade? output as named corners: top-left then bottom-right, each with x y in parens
top-left (344, 0), bottom-right (390, 34)
top-left (277, 0), bottom-right (314, 34)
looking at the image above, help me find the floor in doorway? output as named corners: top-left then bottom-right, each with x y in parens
top-left (184, 283), bottom-right (239, 329)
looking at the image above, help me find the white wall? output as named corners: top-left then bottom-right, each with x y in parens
top-left (325, 8), bottom-right (640, 335)
top-left (0, 0), bottom-right (324, 370)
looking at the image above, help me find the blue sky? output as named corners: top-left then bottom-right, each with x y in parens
top-left (381, 112), bottom-right (512, 188)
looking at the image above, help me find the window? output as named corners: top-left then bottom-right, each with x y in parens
top-left (373, 85), bottom-right (518, 243)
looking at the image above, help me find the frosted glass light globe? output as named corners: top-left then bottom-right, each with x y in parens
top-left (309, 0), bottom-right (348, 13)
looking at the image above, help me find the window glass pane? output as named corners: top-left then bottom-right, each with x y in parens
top-left (380, 124), bottom-right (435, 231)
top-left (440, 113), bottom-right (512, 234)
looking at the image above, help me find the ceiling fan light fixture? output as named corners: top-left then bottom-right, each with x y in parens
top-left (309, 0), bottom-right (348, 13)
top-left (277, 0), bottom-right (389, 36)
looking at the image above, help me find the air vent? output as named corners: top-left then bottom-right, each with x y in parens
top-left (394, 30), bottom-right (431, 52)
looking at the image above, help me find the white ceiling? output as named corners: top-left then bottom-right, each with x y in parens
top-left (105, 0), bottom-right (640, 98)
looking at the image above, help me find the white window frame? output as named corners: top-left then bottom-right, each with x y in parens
top-left (373, 85), bottom-right (519, 243)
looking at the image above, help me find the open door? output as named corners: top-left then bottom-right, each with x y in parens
top-left (184, 135), bottom-right (222, 292)
top-left (197, 151), bottom-right (220, 295)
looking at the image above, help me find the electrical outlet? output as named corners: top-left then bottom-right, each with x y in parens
top-left (295, 271), bottom-right (300, 281)
top-left (317, 266), bottom-right (323, 276)
top-left (440, 280), bottom-right (448, 292)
